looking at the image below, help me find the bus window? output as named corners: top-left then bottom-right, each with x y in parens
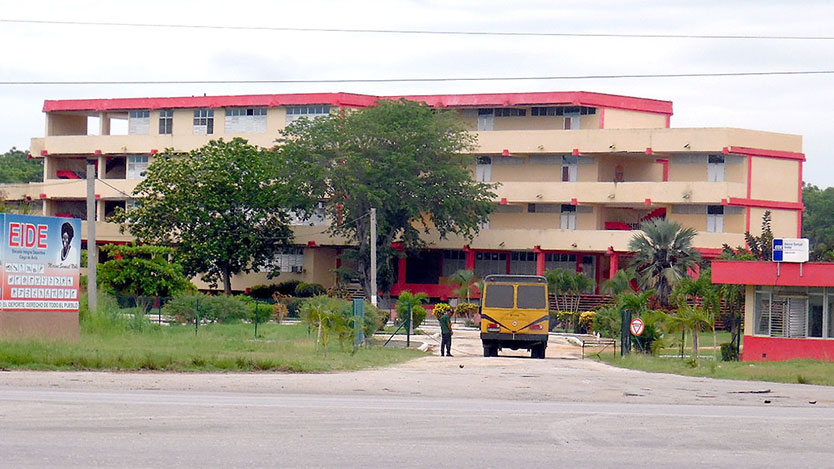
top-left (517, 285), bottom-right (547, 309)
top-left (485, 284), bottom-right (515, 308)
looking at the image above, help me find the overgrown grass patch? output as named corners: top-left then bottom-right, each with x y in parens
top-left (0, 321), bottom-right (424, 373)
top-left (598, 352), bottom-right (834, 386)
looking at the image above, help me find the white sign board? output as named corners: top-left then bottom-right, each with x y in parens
top-left (630, 318), bottom-right (645, 336)
top-left (773, 238), bottom-right (809, 263)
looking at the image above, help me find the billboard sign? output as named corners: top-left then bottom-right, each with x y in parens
top-left (0, 214), bottom-right (82, 311)
top-left (773, 238), bottom-right (809, 263)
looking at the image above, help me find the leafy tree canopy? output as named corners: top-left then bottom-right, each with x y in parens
top-left (0, 147), bottom-right (42, 183)
top-left (276, 99), bottom-right (497, 297)
top-left (113, 138), bottom-right (294, 294)
top-left (98, 243), bottom-right (194, 297)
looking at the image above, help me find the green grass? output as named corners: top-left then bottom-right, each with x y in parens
top-left (598, 352), bottom-right (834, 386)
top-left (0, 302), bottom-right (424, 372)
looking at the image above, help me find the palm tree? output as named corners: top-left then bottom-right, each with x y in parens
top-left (600, 268), bottom-right (637, 296)
top-left (450, 269), bottom-right (477, 303)
top-left (545, 268), bottom-right (594, 332)
top-left (671, 270), bottom-right (721, 360)
top-left (629, 219), bottom-right (700, 309)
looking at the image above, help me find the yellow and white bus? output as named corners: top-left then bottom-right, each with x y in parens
top-left (480, 275), bottom-right (550, 359)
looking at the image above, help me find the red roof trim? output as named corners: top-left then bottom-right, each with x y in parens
top-left (728, 146), bottom-right (805, 161)
top-left (43, 91), bottom-right (674, 115)
top-left (726, 198), bottom-right (804, 211)
top-left (43, 92), bottom-right (380, 113)
top-left (712, 260), bottom-right (834, 287)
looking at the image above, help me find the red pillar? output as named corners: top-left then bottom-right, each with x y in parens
top-left (465, 245), bottom-right (475, 271)
top-left (534, 246), bottom-right (545, 276)
top-left (609, 251), bottom-right (620, 279)
top-left (398, 256), bottom-right (407, 286)
top-left (575, 254), bottom-right (582, 273)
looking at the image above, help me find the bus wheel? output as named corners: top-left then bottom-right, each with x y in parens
top-left (532, 344), bottom-right (546, 359)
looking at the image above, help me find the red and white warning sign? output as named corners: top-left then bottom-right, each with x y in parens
top-left (629, 318), bottom-right (645, 336)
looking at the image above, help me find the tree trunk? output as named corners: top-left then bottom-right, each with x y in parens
top-left (692, 329), bottom-right (700, 359)
top-left (222, 262), bottom-right (232, 296)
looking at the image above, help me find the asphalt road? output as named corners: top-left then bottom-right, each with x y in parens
top-left (3, 330), bottom-right (834, 467)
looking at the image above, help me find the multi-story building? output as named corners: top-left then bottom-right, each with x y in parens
top-left (2, 91), bottom-right (804, 298)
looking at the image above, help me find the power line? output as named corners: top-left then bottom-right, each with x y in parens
top-left (1, 70), bottom-right (833, 86)
top-left (2, 18), bottom-right (833, 41)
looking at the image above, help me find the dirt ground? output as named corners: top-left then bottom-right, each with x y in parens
top-left (2, 326), bottom-right (834, 408)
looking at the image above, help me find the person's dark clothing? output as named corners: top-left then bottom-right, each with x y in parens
top-left (439, 312), bottom-right (453, 356)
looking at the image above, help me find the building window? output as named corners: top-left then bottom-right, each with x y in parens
top-left (531, 106), bottom-right (596, 116)
top-left (561, 155), bottom-right (578, 182)
top-left (475, 252), bottom-right (507, 278)
top-left (561, 205), bottom-right (577, 230)
top-left (128, 110), bottom-right (150, 135)
top-left (477, 109), bottom-right (494, 131)
top-left (494, 108), bottom-right (526, 117)
top-left (127, 155), bottom-right (149, 179)
top-left (226, 108), bottom-right (267, 133)
top-left (476, 156), bottom-right (492, 182)
top-left (707, 205), bottom-right (724, 233)
top-left (159, 110), bottom-right (173, 135)
top-left (510, 251), bottom-right (537, 275)
top-left (442, 250), bottom-right (467, 277)
top-left (545, 253), bottom-right (577, 272)
top-left (286, 105), bottom-right (330, 124)
top-left (193, 109), bottom-right (214, 135)
top-left (275, 247), bottom-right (305, 273)
top-left (708, 154), bottom-right (726, 182)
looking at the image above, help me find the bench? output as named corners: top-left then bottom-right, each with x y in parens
top-left (578, 335), bottom-right (617, 359)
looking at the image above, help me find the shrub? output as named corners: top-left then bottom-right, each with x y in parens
top-left (295, 282), bottom-right (326, 298)
top-left (395, 291), bottom-right (428, 329)
top-left (163, 293), bottom-right (250, 324)
top-left (578, 311), bottom-right (596, 334)
top-left (276, 280), bottom-right (302, 296)
top-left (433, 303), bottom-right (453, 319)
top-left (720, 342), bottom-right (739, 361)
top-left (249, 284), bottom-right (281, 299)
top-left (592, 305), bottom-right (620, 338)
top-left (555, 311), bottom-right (581, 332)
top-left (454, 302), bottom-right (479, 318)
top-left (273, 302), bottom-right (290, 323)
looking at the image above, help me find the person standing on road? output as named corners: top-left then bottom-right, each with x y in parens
top-left (439, 309), bottom-right (453, 357)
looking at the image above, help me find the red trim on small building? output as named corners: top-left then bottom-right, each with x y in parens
top-left (599, 108), bottom-right (605, 129)
top-left (572, 148), bottom-right (580, 156)
top-left (743, 336), bottom-right (834, 362)
top-left (645, 147), bottom-right (653, 155)
top-left (644, 198), bottom-right (652, 206)
top-left (665, 114), bottom-right (671, 128)
top-left (570, 198), bottom-right (578, 205)
top-left (500, 198), bottom-right (508, 205)
top-left (729, 146), bottom-right (805, 161)
top-left (712, 260), bottom-right (834, 287)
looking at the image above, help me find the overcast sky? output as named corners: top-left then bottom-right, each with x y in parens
top-left (1, 0), bottom-right (832, 185)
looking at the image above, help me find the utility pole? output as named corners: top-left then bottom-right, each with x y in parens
top-left (370, 208), bottom-right (377, 306)
top-left (86, 158), bottom-right (97, 313)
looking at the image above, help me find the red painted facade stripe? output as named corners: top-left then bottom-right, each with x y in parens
top-left (726, 198), bottom-right (803, 211)
top-left (712, 260), bottom-right (834, 287)
top-left (43, 91), bottom-right (674, 115)
top-left (599, 108), bottom-right (605, 129)
top-left (729, 146), bottom-right (806, 161)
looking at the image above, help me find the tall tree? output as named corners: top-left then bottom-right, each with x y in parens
top-left (629, 219), bottom-right (700, 309)
top-left (0, 147), bottom-right (42, 183)
top-left (113, 138), bottom-right (294, 295)
top-left (802, 183), bottom-right (834, 260)
top-left (276, 99), bottom-right (496, 299)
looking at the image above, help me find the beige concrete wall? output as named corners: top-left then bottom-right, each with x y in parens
top-left (603, 108), bottom-right (667, 129)
top-left (47, 113), bottom-right (87, 136)
top-left (750, 158), bottom-right (800, 202)
top-left (492, 159), bottom-right (562, 182)
top-left (308, 247), bottom-right (339, 286)
top-left (727, 156), bottom-right (747, 185)
top-left (596, 155), bottom-right (663, 182)
top-left (744, 284), bottom-right (756, 336)
top-left (0, 310), bottom-right (79, 341)
top-left (494, 181), bottom-right (745, 205)
top-left (749, 207), bottom-right (800, 238)
top-left (474, 128), bottom-right (802, 156)
top-left (491, 212), bottom-right (560, 230)
top-left (494, 115), bottom-right (565, 131)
